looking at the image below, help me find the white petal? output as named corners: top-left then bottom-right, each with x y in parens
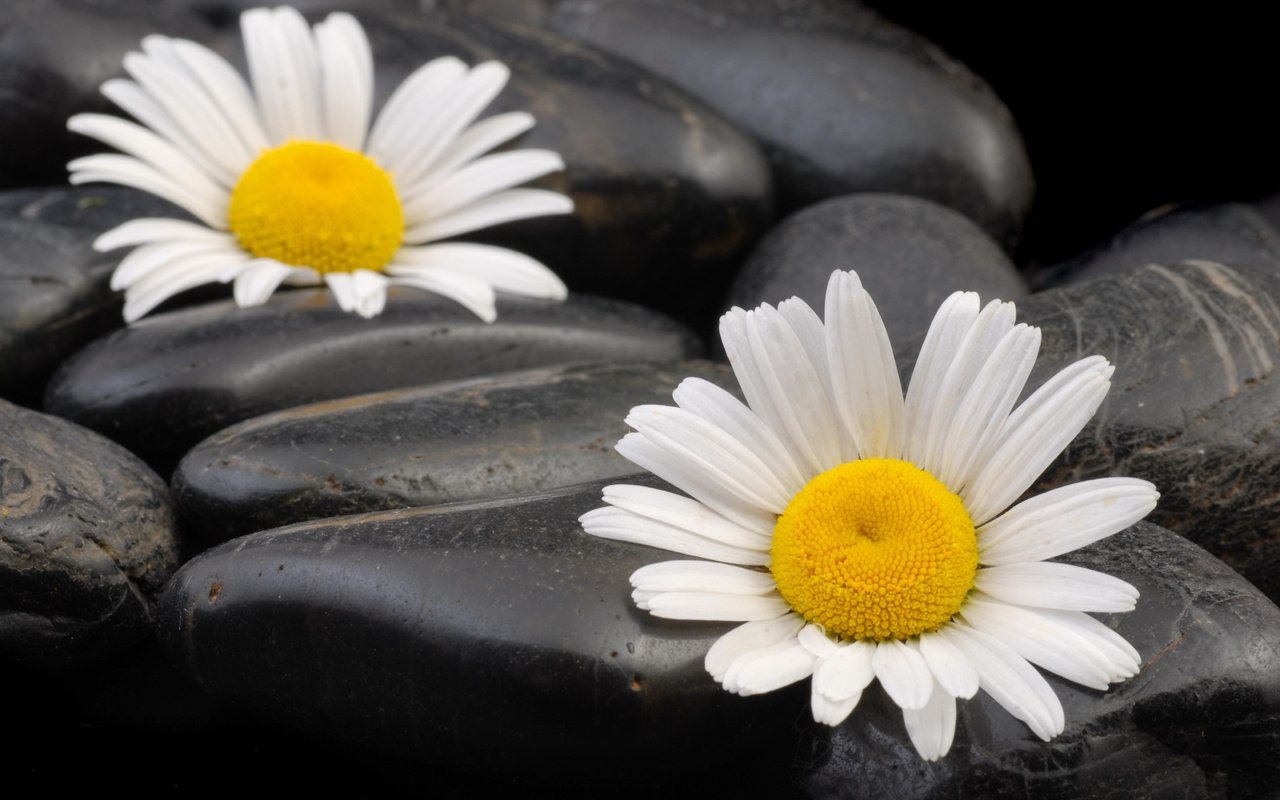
top-left (624, 405), bottom-right (793, 513)
top-left (871, 639), bottom-right (934, 710)
top-left (812, 639), bottom-right (876, 702)
top-left (315, 12), bottom-right (372, 150)
top-left (630, 561), bottom-right (775, 595)
top-left (960, 595), bottom-right (1137, 687)
top-left (386, 269), bottom-right (497, 322)
top-left (903, 291), bottom-right (980, 466)
top-left (403, 188), bottom-right (573, 244)
top-left (351, 269), bottom-right (389, 318)
top-left (170, 39), bottom-right (271, 155)
top-left (68, 154), bottom-right (226, 229)
top-left (1033, 608), bottom-right (1141, 677)
top-left (974, 563), bottom-right (1139, 613)
top-left (367, 56), bottom-right (468, 165)
top-left (796, 623), bottom-right (840, 659)
top-left (111, 239), bottom-right (243, 291)
top-left (671, 377), bottom-right (806, 494)
top-left (402, 150), bottom-right (565, 227)
top-left (778, 296), bottom-right (857, 462)
top-left (388, 61), bottom-right (513, 192)
top-left (324, 271), bottom-right (358, 313)
top-left (233, 260), bottom-right (313, 307)
top-left (614, 433), bottom-right (780, 536)
top-left (705, 615), bottom-right (805, 682)
top-left (939, 623), bottom-right (1064, 741)
top-left (936, 323), bottom-right (1041, 492)
top-left (902, 679), bottom-right (957, 761)
top-left (416, 111), bottom-right (536, 187)
top-left (579, 506), bottom-right (769, 566)
top-left (390, 243), bottom-right (567, 300)
top-left (824, 270), bottom-right (906, 459)
top-left (917, 629), bottom-right (980, 699)
top-left (95, 218), bottom-right (233, 252)
top-left (979, 478), bottom-right (1160, 565)
top-left (122, 253), bottom-right (242, 322)
top-left (242, 7), bottom-right (322, 143)
top-left (641, 590), bottom-right (791, 621)
top-left (811, 687), bottom-right (862, 727)
top-left (962, 356), bottom-right (1114, 525)
top-left (599, 483), bottom-right (772, 546)
top-left (723, 639), bottom-right (816, 696)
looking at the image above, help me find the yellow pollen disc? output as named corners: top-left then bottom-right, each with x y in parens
top-left (228, 141), bottom-right (403, 274)
top-left (771, 458), bottom-right (978, 642)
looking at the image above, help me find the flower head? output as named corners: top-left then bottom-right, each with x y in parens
top-left (68, 6), bottom-right (573, 322)
top-left (580, 270), bottom-right (1158, 760)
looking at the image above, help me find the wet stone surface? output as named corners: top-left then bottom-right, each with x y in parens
top-left (45, 290), bottom-right (702, 476)
top-left (539, 0), bottom-right (1033, 247)
top-left (0, 186), bottom-right (189, 407)
top-left (794, 521), bottom-right (1280, 800)
top-left (173, 359), bottom-right (737, 549)
top-left (725, 194), bottom-right (1027, 345)
top-left (0, 0), bottom-right (212, 187)
top-left (0, 399), bottom-right (178, 669)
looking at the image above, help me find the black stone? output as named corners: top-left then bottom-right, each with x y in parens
top-left (894, 259), bottom-right (1280, 605)
top-left (794, 521), bottom-right (1280, 799)
top-left (211, 6), bottom-right (773, 330)
top-left (725, 194), bottom-right (1027, 346)
top-left (156, 475), bottom-right (801, 791)
top-left (0, 186), bottom-right (204, 408)
top-left (173, 359), bottom-right (736, 548)
top-left (0, 399), bottom-right (178, 669)
top-left (45, 291), bottom-right (702, 476)
top-left (0, 0), bottom-right (212, 187)
top-left (533, 0), bottom-right (1032, 247)
top-left (1030, 203), bottom-right (1280, 291)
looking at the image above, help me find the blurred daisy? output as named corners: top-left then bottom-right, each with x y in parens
top-left (581, 270), bottom-right (1158, 760)
top-left (68, 5), bottom-right (572, 322)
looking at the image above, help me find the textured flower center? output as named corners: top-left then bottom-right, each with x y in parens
top-left (229, 141), bottom-right (403, 274)
top-left (771, 458), bottom-right (978, 641)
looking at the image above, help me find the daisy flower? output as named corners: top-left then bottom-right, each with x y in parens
top-left (580, 270), bottom-right (1159, 760)
top-left (67, 5), bottom-right (573, 322)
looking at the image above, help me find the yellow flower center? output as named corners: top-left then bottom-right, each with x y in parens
top-left (771, 458), bottom-right (977, 641)
top-left (228, 141), bottom-right (404, 274)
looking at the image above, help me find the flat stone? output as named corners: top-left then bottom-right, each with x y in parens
top-left (155, 475), bottom-right (803, 789)
top-left (0, 399), bottom-right (178, 669)
top-left (211, 6), bottom-right (773, 329)
top-left (895, 259), bottom-right (1280, 604)
top-left (794, 521), bottom-right (1280, 798)
top-left (173, 359), bottom-right (736, 548)
top-left (0, 186), bottom-right (198, 408)
top-left (725, 194), bottom-right (1027, 346)
top-left (538, 0), bottom-right (1033, 247)
top-left (44, 291), bottom-right (702, 475)
top-left (155, 478), bottom-right (1279, 793)
top-left (0, 0), bottom-right (211, 187)
top-left (1031, 203), bottom-right (1280, 290)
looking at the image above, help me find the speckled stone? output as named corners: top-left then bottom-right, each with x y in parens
top-left (45, 291), bottom-right (702, 475)
top-left (0, 399), bottom-right (178, 668)
top-left (725, 194), bottom-right (1027, 345)
top-left (173, 360), bottom-right (737, 548)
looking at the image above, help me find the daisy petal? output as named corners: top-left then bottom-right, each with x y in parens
top-left (386, 269), bottom-right (497, 322)
top-left (123, 253), bottom-right (244, 322)
top-left (963, 356), bottom-right (1115, 525)
top-left (110, 239), bottom-right (242, 291)
top-left (599, 483), bottom-right (772, 546)
top-left (825, 270), bottom-right (906, 460)
top-left (974, 563), bottom-right (1139, 613)
top-left (391, 243), bottom-right (567, 300)
top-left (366, 56), bottom-right (468, 164)
top-left (233, 260), bottom-right (314, 307)
top-left (68, 154), bottom-right (226, 229)
top-left (641, 590), bottom-right (791, 622)
top-left (351, 269), bottom-right (389, 318)
top-left (624, 405), bottom-right (794, 513)
top-left (418, 111), bottom-right (536, 186)
top-left (903, 291), bottom-right (980, 466)
top-left (95, 218), bottom-right (233, 252)
top-left (796, 623), bottom-right (840, 659)
top-left (1033, 608), bottom-right (1141, 675)
top-left (579, 506), bottom-right (769, 566)
top-left (871, 639), bottom-right (933, 710)
top-left (902, 679), bottom-right (957, 761)
top-left (402, 149), bottom-right (566, 226)
top-left (813, 639), bottom-right (876, 702)
top-left (917, 630), bottom-right (980, 699)
top-left (169, 39), bottom-right (270, 155)
top-left (705, 615), bottom-right (805, 682)
top-left (630, 561), bottom-right (776, 595)
top-left (724, 639), bottom-right (817, 696)
top-left (404, 188), bottom-right (573, 244)
top-left (959, 596), bottom-right (1116, 690)
top-left (315, 12), bottom-right (372, 150)
top-left (940, 623), bottom-right (1064, 741)
top-left (243, 6), bottom-right (323, 142)
top-left (979, 478), bottom-right (1160, 565)
top-left (777, 297), bottom-right (857, 462)
top-left (811, 687), bottom-right (862, 727)
top-left (324, 271), bottom-right (358, 313)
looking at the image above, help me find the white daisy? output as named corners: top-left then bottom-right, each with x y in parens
top-left (580, 269), bottom-right (1159, 761)
top-left (67, 5), bottom-right (573, 323)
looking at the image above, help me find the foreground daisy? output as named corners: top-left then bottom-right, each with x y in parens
top-left (580, 270), bottom-right (1158, 760)
top-left (67, 6), bottom-right (572, 322)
